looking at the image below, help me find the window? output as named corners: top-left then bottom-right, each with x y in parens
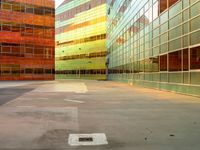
top-left (44, 8), bottom-right (53, 17)
top-left (1, 67), bottom-right (11, 75)
top-left (160, 43), bottom-right (168, 53)
top-left (169, 38), bottom-right (181, 51)
top-left (190, 1), bottom-right (200, 18)
top-left (190, 46), bottom-right (200, 70)
top-left (2, 45), bottom-right (11, 53)
top-left (2, 2), bottom-right (11, 11)
top-left (108, 8), bottom-right (110, 15)
top-left (22, 25), bottom-right (34, 36)
top-left (160, 33), bottom-right (168, 44)
top-left (25, 5), bottom-right (34, 14)
top-left (45, 69), bottom-right (52, 74)
top-left (190, 30), bottom-right (200, 46)
top-left (2, 23), bottom-right (11, 31)
top-left (145, 56), bottom-right (159, 72)
top-left (34, 68), bottom-right (43, 74)
top-left (169, 14), bottom-right (182, 28)
top-left (160, 11), bottom-right (168, 24)
top-left (183, 49), bottom-right (189, 71)
top-left (190, 15), bottom-right (200, 32)
top-left (34, 27), bottom-right (44, 37)
top-left (44, 47), bottom-right (51, 58)
top-left (160, 54), bottom-right (167, 71)
top-left (20, 4), bottom-right (25, 12)
top-left (12, 4), bottom-right (20, 12)
top-left (25, 68), bottom-right (33, 74)
top-left (34, 46), bottom-right (43, 55)
top-left (11, 24), bottom-right (21, 32)
top-left (153, 2), bottom-right (159, 20)
top-left (12, 65), bottom-right (20, 75)
top-left (12, 45), bottom-right (20, 54)
top-left (169, 50), bottom-right (182, 71)
top-left (169, 0), bottom-right (181, 18)
top-left (159, 0), bottom-right (167, 14)
top-left (1, 64), bottom-right (19, 75)
top-left (25, 25), bottom-right (34, 35)
top-left (34, 7), bottom-right (44, 15)
top-left (169, 25), bottom-right (182, 40)
top-left (44, 27), bottom-right (53, 38)
top-left (25, 46), bottom-right (33, 54)
top-left (87, 4), bottom-right (91, 10)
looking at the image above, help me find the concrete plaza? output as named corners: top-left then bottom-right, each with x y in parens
top-left (0, 80), bottom-right (200, 150)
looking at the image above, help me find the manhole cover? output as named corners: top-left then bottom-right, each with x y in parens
top-left (68, 133), bottom-right (108, 146)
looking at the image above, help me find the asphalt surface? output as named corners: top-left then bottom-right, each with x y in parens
top-left (0, 80), bottom-right (200, 150)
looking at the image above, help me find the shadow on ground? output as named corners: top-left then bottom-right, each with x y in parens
top-left (0, 87), bottom-right (35, 105)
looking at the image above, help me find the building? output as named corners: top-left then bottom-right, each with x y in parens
top-left (0, 0), bottom-right (55, 80)
top-left (56, 0), bottom-right (107, 80)
top-left (107, 0), bottom-right (200, 96)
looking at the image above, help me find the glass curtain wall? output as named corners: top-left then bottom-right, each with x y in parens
top-left (107, 0), bottom-right (200, 96)
top-left (56, 0), bottom-right (107, 80)
top-left (0, 0), bottom-right (55, 80)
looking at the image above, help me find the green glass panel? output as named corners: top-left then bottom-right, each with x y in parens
top-left (191, 15), bottom-right (200, 32)
top-left (160, 43), bottom-right (168, 54)
top-left (153, 18), bottom-right (159, 29)
top-left (190, 1), bottom-right (200, 18)
top-left (183, 0), bottom-right (189, 8)
top-left (190, 30), bottom-right (200, 46)
top-left (169, 14), bottom-right (182, 28)
top-left (183, 72), bottom-right (190, 84)
top-left (191, 72), bottom-right (200, 85)
top-left (169, 73), bottom-right (182, 83)
top-left (160, 33), bottom-right (168, 44)
top-left (160, 11), bottom-right (168, 24)
top-left (169, 1), bottom-right (182, 18)
top-left (183, 9), bottom-right (189, 21)
top-left (153, 28), bottom-right (159, 38)
top-left (153, 37), bottom-right (159, 46)
top-left (183, 35), bottom-right (189, 47)
top-left (160, 22), bottom-right (168, 34)
top-left (152, 73), bottom-right (159, 81)
top-left (169, 25), bottom-right (182, 40)
top-left (169, 38), bottom-right (182, 51)
top-left (160, 73), bottom-right (168, 82)
top-left (183, 22), bottom-right (189, 34)
top-left (153, 46), bottom-right (159, 56)
top-left (190, 0), bottom-right (199, 5)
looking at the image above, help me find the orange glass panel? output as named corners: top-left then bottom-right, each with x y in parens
top-left (0, 0), bottom-right (55, 80)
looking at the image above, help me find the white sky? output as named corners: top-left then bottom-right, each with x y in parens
top-left (55, 0), bottom-right (65, 8)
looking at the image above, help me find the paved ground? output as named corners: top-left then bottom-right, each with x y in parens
top-left (0, 80), bottom-right (200, 150)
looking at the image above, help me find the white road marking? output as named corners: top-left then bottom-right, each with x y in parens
top-left (68, 133), bottom-right (108, 146)
top-left (64, 99), bottom-right (84, 104)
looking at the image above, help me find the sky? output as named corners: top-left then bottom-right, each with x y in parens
top-left (55, 0), bottom-right (65, 8)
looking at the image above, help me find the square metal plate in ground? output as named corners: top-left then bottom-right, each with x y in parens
top-left (68, 133), bottom-right (108, 146)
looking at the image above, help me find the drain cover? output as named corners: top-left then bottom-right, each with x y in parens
top-left (68, 133), bottom-right (108, 146)
top-left (79, 137), bottom-right (93, 142)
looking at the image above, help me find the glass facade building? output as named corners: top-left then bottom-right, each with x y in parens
top-left (0, 0), bottom-right (55, 80)
top-left (107, 0), bottom-right (200, 96)
top-left (56, 0), bottom-right (107, 80)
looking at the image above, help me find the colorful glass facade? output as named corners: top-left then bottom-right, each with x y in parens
top-left (107, 0), bottom-right (200, 96)
top-left (56, 0), bottom-right (106, 80)
top-left (0, 0), bottom-right (55, 80)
